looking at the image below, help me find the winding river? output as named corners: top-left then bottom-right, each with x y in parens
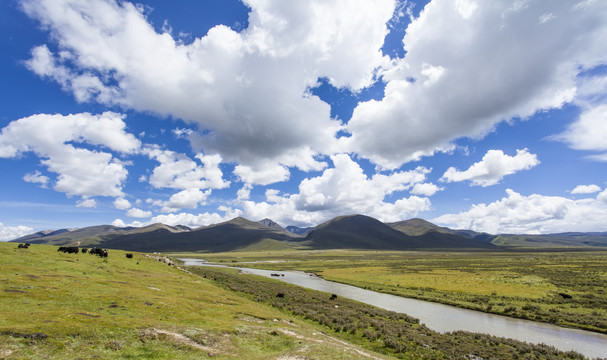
top-left (181, 258), bottom-right (607, 359)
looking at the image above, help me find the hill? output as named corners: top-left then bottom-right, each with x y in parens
top-left (490, 232), bottom-right (607, 248)
top-left (93, 217), bottom-right (304, 252)
top-left (14, 215), bottom-right (607, 252)
top-left (285, 225), bottom-right (314, 235)
top-left (1, 242), bottom-right (388, 359)
top-left (388, 218), bottom-right (498, 245)
top-left (305, 215), bottom-right (493, 250)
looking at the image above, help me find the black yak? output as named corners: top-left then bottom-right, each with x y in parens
top-left (57, 246), bottom-right (79, 254)
top-left (89, 247), bottom-right (108, 257)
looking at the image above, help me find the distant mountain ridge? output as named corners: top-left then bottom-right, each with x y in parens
top-left (11, 215), bottom-right (607, 252)
top-left (285, 225), bottom-right (313, 235)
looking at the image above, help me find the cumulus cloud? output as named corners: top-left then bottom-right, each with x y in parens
top-left (553, 104), bottom-right (607, 160)
top-left (160, 188), bottom-right (211, 213)
top-left (149, 208), bottom-right (241, 228)
top-left (235, 154), bottom-right (432, 226)
top-left (21, 0), bottom-right (395, 177)
top-left (126, 207), bottom-right (152, 218)
top-left (433, 188), bottom-right (607, 234)
top-left (440, 149), bottom-right (539, 187)
top-left (0, 223), bottom-right (35, 241)
top-left (0, 112), bottom-right (140, 198)
top-left (344, 1), bottom-right (607, 168)
top-left (113, 197), bottom-right (132, 210)
top-left (571, 184), bottom-right (602, 194)
top-left (76, 198), bottom-right (97, 208)
top-left (144, 146), bottom-right (229, 190)
top-left (23, 171), bottom-right (49, 188)
top-left (411, 183), bottom-right (442, 196)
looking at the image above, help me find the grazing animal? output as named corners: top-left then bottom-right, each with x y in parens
top-left (89, 247), bottom-right (108, 257)
top-left (559, 293), bottom-right (573, 299)
top-left (329, 294), bottom-right (338, 300)
top-left (57, 246), bottom-right (79, 254)
top-left (276, 293), bottom-right (285, 298)
top-left (17, 243), bottom-right (30, 249)
top-left (81, 248), bottom-right (88, 253)
top-left (126, 253), bottom-right (133, 259)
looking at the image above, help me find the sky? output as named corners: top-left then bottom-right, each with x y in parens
top-left (1, 0), bottom-right (607, 241)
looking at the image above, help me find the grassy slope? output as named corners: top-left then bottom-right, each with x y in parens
top-left (195, 250), bottom-right (607, 334)
top-left (0, 242), bottom-right (388, 359)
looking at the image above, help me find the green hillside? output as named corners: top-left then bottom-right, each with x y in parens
top-left (0, 242), bottom-right (389, 359)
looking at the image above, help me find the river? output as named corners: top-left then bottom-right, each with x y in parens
top-left (181, 258), bottom-right (607, 359)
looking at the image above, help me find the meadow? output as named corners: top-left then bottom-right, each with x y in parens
top-left (0, 242), bottom-right (391, 359)
top-left (186, 265), bottom-right (584, 359)
top-left (2, 242), bottom-right (603, 359)
top-left (190, 250), bottom-right (607, 334)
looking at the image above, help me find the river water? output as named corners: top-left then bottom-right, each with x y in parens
top-left (181, 258), bottom-right (607, 359)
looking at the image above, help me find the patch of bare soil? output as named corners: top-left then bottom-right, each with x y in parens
top-left (138, 328), bottom-right (231, 356)
top-left (272, 327), bottom-right (386, 360)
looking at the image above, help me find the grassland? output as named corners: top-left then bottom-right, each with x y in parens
top-left (186, 266), bottom-right (584, 359)
top-left (190, 250), bottom-right (607, 334)
top-left (0, 242), bottom-right (392, 359)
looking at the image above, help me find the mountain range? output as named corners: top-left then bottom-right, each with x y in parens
top-left (12, 215), bottom-right (607, 252)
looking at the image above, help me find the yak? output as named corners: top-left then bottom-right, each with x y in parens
top-left (89, 247), bottom-right (108, 257)
top-left (57, 246), bottom-right (79, 254)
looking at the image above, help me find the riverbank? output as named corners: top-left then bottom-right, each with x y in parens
top-left (185, 264), bottom-right (592, 359)
top-left (190, 250), bottom-right (607, 334)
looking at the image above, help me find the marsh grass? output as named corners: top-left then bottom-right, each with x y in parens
top-left (190, 266), bottom-right (585, 359)
top-left (191, 250), bottom-right (607, 333)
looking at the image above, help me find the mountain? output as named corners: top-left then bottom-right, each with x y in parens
top-left (87, 217), bottom-right (304, 252)
top-left (19, 225), bottom-right (134, 246)
top-left (387, 218), bottom-right (450, 236)
top-left (285, 225), bottom-right (313, 235)
top-left (256, 218), bottom-right (286, 232)
top-left (490, 232), bottom-right (607, 248)
top-left (13, 215), bottom-right (606, 252)
top-left (388, 218), bottom-right (498, 244)
top-left (16, 228), bottom-right (75, 242)
top-left (305, 215), bottom-right (413, 249)
top-left (305, 215), bottom-right (493, 250)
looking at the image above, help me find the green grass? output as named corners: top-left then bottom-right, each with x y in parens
top-left (188, 266), bottom-right (585, 359)
top-left (0, 242), bottom-right (389, 359)
top-left (189, 250), bottom-right (607, 333)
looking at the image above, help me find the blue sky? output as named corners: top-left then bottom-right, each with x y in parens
top-left (1, 0), bottom-right (607, 240)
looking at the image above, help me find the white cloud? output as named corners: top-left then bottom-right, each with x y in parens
top-left (553, 104), bottom-right (607, 160)
top-left (76, 198), bottom-right (97, 208)
top-left (126, 207), bottom-right (152, 218)
top-left (0, 222), bottom-right (35, 241)
top-left (433, 188), bottom-right (607, 234)
top-left (144, 146), bottom-right (229, 190)
top-left (344, 1), bottom-right (607, 168)
top-left (113, 197), bottom-right (132, 210)
top-left (21, 0), bottom-right (395, 176)
top-left (441, 149), bottom-right (539, 187)
top-left (111, 218), bottom-right (126, 227)
top-left (237, 184), bottom-right (252, 201)
top-left (149, 211), bottom-right (238, 228)
top-left (234, 163), bottom-right (290, 186)
top-left (23, 171), bottom-right (49, 188)
top-left (0, 112), bottom-right (140, 198)
top-left (571, 184), bottom-right (601, 194)
top-left (411, 182), bottom-right (442, 196)
top-left (161, 188), bottom-right (210, 213)
top-left (236, 154), bottom-right (432, 226)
